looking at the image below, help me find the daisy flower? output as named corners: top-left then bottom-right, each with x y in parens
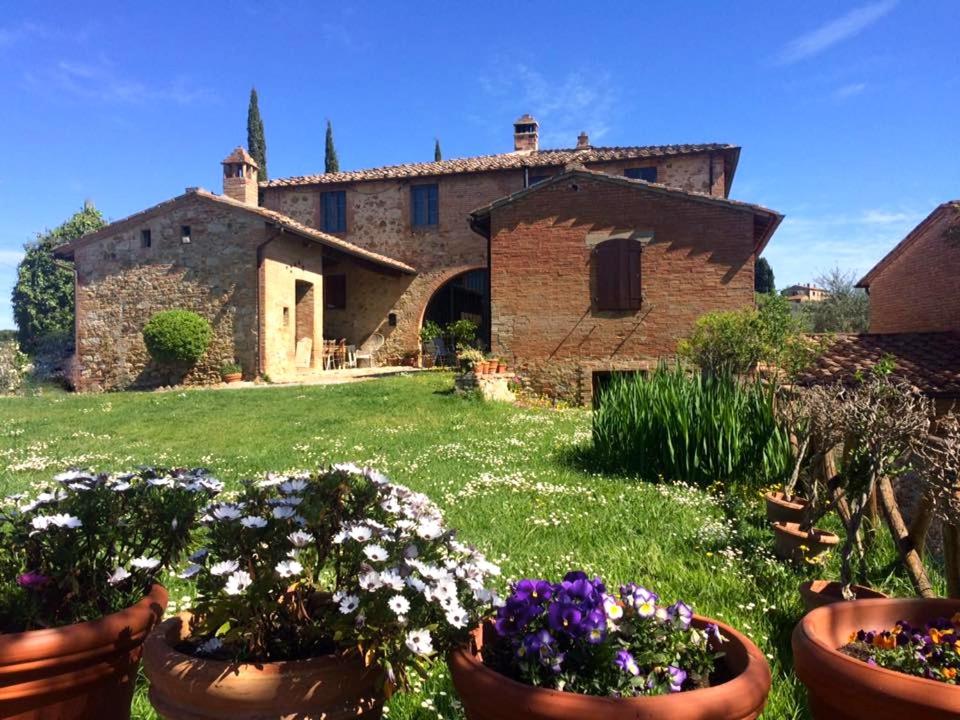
top-left (224, 570), bottom-right (253, 596)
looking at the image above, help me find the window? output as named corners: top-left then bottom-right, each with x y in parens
top-left (321, 191), bottom-right (347, 233)
top-left (140, 229), bottom-right (152, 248)
top-left (411, 184), bottom-right (439, 227)
top-left (324, 274), bottom-right (346, 309)
top-left (625, 167), bottom-right (658, 183)
top-left (594, 238), bottom-right (642, 311)
top-left (181, 225), bottom-right (192, 244)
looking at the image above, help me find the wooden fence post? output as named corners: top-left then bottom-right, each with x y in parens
top-left (878, 476), bottom-right (935, 598)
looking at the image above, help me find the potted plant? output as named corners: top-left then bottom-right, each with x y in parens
top-left (0, 468), bottom-right (217, 720)
top-left (457, 348), bottom-right (485, 375)
top-left (220, 361), bottom-right (242, 383)
top-left (144, 464), bottom-right (500, 719)
top-left (449, 572), bottom-right (771, 720)
top-left (793, 597), bottom-right (960, 718)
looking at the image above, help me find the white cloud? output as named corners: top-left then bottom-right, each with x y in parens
top-left (777, 1), bottom-right (897, 65)
top-left (0, 249), bottom-right (24, 267)
top-left (833, 82), bottom-right (867, 99)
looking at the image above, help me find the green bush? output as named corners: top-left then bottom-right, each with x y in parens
top-left (142, 310), bottom-right (212, 365)
top-left (592, 363), bottom-right (792, 488)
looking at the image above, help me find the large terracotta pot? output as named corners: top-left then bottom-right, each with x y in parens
top-left (449, 616), bottom-right (771, 720)
top-left (772, 521), bottom-right (839, 561)
top-left (793, 597), bottom-right (960, 719)
top-left (143, 613), bottom-right (383, 719)
top-left (764, 491), bottom-right (808, 524)
top-left (799, 580), bottom-right (888, 612)
top-left (221, 373), bottom-right (242, 384)
top-left (0, 584), bottom-right (168, 720)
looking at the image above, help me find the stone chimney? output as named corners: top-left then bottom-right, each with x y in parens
top-left (221, 147), bottom-right (259, 206)
top-left (576, 131), bottom-right (590, 149)
top-left (513, 114), bottom-right (539, 153)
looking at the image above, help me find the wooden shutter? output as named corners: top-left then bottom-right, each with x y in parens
top-left (594, 239), bottom-right (642, 311)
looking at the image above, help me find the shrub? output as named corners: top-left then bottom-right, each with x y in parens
top-left (143, 310), bottom-right (212, 365)
top-left (220, 360), bottom-right (242, 376)
top-left (0, 340), bottom-right (30, 394)
top-left (419, 320), bottom-right (443, 346)
top-left (592, 364), bottom-right (791, 488)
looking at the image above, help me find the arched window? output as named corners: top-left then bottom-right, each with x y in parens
top-left (593, 238), bottom-right (642, 311)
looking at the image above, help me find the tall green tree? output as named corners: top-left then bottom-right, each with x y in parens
top-left (325, 120), bottom-right (340, 174)
top-left (434, 138), bottom-right (442, 162)
top-left (754, 256), bottom-right (775, 294)
top-left (246, 88), bottom-right (268, 180)
top-left (12, 203), bottom-right (106, 354)
top-left (804, 266), bottom-right (870, 333)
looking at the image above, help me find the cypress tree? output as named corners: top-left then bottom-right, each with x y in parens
top-left (247, 88), bottom-right (268, 180)
top-left (325, 120), bottom-right (340, 174)
top-left (754, 257), bottom-right (775, 294)
top-left (434, 138), bottom-right (442, 162)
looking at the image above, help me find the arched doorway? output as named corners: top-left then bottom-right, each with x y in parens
top-left (422, 268), bottom-right (490, 349)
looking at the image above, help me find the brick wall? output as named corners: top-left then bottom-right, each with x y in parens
top-left (488, 175), bottom-right (757, 403)
top-left (868, 206), bottom-right (960, 333)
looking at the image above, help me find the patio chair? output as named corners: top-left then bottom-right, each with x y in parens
top-left (344, 345), bottom-right (357, 368)
top-left (433, 335), bottom-right (454, 366)
top-left (354, 333), bottom-right (384, 368)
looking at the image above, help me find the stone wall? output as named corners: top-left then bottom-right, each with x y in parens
top-left (487, 175), bottom-right (757, 404)
top-left (868, 205), bottom-right (960, 334)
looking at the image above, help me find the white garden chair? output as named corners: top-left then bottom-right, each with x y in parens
top-left (354, 333), bottom-right (384, 368)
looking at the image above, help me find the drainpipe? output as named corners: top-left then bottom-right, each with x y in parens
top-left (255, 228), bottom-right (285, 377)
top-left (708, 152), bottom-right (714, 194)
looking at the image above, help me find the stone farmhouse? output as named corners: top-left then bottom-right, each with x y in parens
top-left (56, 116), bottom-right (783, 402)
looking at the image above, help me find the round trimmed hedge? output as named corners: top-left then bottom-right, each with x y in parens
top-left (142, 310), bottom-right (212, 365)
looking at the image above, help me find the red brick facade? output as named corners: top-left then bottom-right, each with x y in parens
top-left (859, 202), bottom-right (960, 334)
top-left (478, 172), bottom-right (774, 403)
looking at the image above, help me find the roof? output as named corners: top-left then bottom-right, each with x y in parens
top-left (53, 189), bottom-right (415, 275)
top-left (794, 332), bottom-right (960, 399)
top-left (857, 201), bottom-right (960, 288)
top-left (262, 143), bottom-right (740, 190)
top-left (466, 166), bottom-right (783, 254)
top-left (222, 147), bottom-right (258, 168)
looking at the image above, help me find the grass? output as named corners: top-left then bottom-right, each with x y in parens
top-left (0, 372), bottom-right (942, 719)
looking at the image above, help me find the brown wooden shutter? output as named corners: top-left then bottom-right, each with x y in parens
top-left (595, 239), bottom-right (642, 311)
top-left (594, 241), bottom-right (620, 310)
top-left (625, 240), bottom-right (642, 310)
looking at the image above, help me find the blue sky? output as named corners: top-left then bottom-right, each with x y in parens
top-left (1, 0), bottom-right (958, 329)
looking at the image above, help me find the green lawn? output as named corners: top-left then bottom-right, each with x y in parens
top-left (0, 373), bottom-right (939, 719)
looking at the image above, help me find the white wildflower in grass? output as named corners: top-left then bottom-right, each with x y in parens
top-left (272, 506), bottom-right (296, 520)
top-left (212, 505), bottom-right (242, 521)
top-left (224, 570), bottom-right (253, 596)
top-left (348, 525), bottom-right (373, 542)
top-left (107, 567), bottom-right (131, 586)
top-left (280, 479), bottom-right (307, 494)
top-left (196, 637), bottom-right (223, 654)
top-left (388, 594), bottom-right (410, 617)
top-left (179, 564), bottom-right (203, 579)
top-left (288, 530), bottom-right (312, 548)
top-left (256, 474), bottom-right (285, 488)
top-left (363, 544), bottom-right (389, 562)
top-left (339, 594), bottom-right (360, 614)
top-left (275, 559), bottom-right (303, 578)
top-left (405, 629), bottom-right (434, 656)
top-left (240, 516), bottom-right (268, 529)
top-left (210, 560), bottom-right (239, 576)
top-left (131, 557), bottom-right (161, 570)
top-left (359, 570), bottom-right (382, 591)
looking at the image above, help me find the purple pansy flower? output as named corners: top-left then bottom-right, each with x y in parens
top-left (614, 649), bottom-right (640, 676)
top-left (668, 600), bottom-right (693, 629)
top-left (667, 665), bottom-right (687, 692)
top-left (16, 571), bottom-right (49, 590)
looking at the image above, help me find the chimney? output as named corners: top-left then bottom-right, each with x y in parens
top-left (513, 114), bottom-right (539, 153)
top-left (221, 146), bottom-right (259, 206)
top-left (576, 131), bottom-right (590, 150)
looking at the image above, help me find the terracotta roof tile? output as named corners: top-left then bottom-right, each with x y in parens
top-left (262, 143), bottom-right (737, 188)
top-left (795, 332), bottom-right (960, 399)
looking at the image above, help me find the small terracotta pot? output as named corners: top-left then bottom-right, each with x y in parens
top-left (497, 363), bottom-right (506, 374)
top-left (764, 491), bottom-right (808, 525)
top-left (143, 614), bottom-right (383, 719)
top-left (799, 580), bottom-right (889, 613)
top-left (222, 373), bottom-right (242, 384)
top-left (479, 362), bottom-right (490, 375)
top-left (449, 617), bottom-right (771, 720)
top-left (772, 521), bottom-right (840, 561)
top-left (793, 597), bottom-right (960, 719)
top-left (0, 584), bottom-right (168, 720)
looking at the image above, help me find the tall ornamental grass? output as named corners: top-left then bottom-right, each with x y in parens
top-left (592, 364), bottom-right (791, 488)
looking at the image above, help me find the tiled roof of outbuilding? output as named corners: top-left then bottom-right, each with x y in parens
top-left (794, 332), bottom-right (960, 399)
top-left (262, 143), bottom-right (739, 188)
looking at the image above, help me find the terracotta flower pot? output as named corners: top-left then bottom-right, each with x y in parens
top-left (143, 614), bottom-right (384, 719)
top-left (793, 597), bottom-right (960, 719)
top-left (0, 584), bottom-right (168, 720)
top-left (799, 580), bottom-right (889, 613)
top-left (449, 617), bottom-right (771, 720)
top-left (222, 373), bottom-right (242, 384)
top-left (771, 521), bottom-right (840, 561)
top-left (497, 363), bottom-right (507, 374)
top-left (764, 491), bottom-right (808, 525)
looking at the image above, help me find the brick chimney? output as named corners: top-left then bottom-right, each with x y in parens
top-left (576, 131), bottom-right (590, 149)
top-left (221, 147), bottom-right (259, 206)
top-left (513, 114), bottom-right (539, 153)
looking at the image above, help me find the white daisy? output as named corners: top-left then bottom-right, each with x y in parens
top-left (280, 479), bottom-right (308, 494)
top-left (147, 476), bottom-right (173, 487)
top-left (359, 570), bottom-right (382, 591)
top-left (179, 564), bottom-right (203, 580)
top-left (131, 557), bottom-right (161, 570)
top-left (272, 506), bottom-right (295, 520)
top-left (379, 569), bottom-right (404, 591)
top-left (348, 525), bottom-right (373, 542)
top-left (288, 530), bottom-right (312, 548)
top-left (405, 628), bottom-right (434, 656)
top-left (332, 462), bottom-right (364, 475)
top-left (224, 570), bottom-right (253, 596)
top-left (275, 560), bottom-right (303, 578)
top-left (196, 637), bottom-right (223, 654)
top-left (445, 605), bottom-right (469, 629)
top-left (107, 567), bottom-right (131, 586)
top-left (256, 474), bottom-right (285, 488)
top-left (363, 544), bottom-right (389, 562)
top-left (212, 505), bottom-right (242, 521)
top-left (388, 594), bottom-right (410, 617)
top-left (240, 516), bottom-right (268, 529)
top-left (188, 548), bottom-right (209, 562)
top-left (210, 560), bottom-right (239, 576)
top-left (338, 594), bottom-right (360, 613)
top-left (416, 520), bottom-right (443, 540)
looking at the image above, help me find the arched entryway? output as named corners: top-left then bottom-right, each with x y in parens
top-left (422, 268), bottom-right (490, 349)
